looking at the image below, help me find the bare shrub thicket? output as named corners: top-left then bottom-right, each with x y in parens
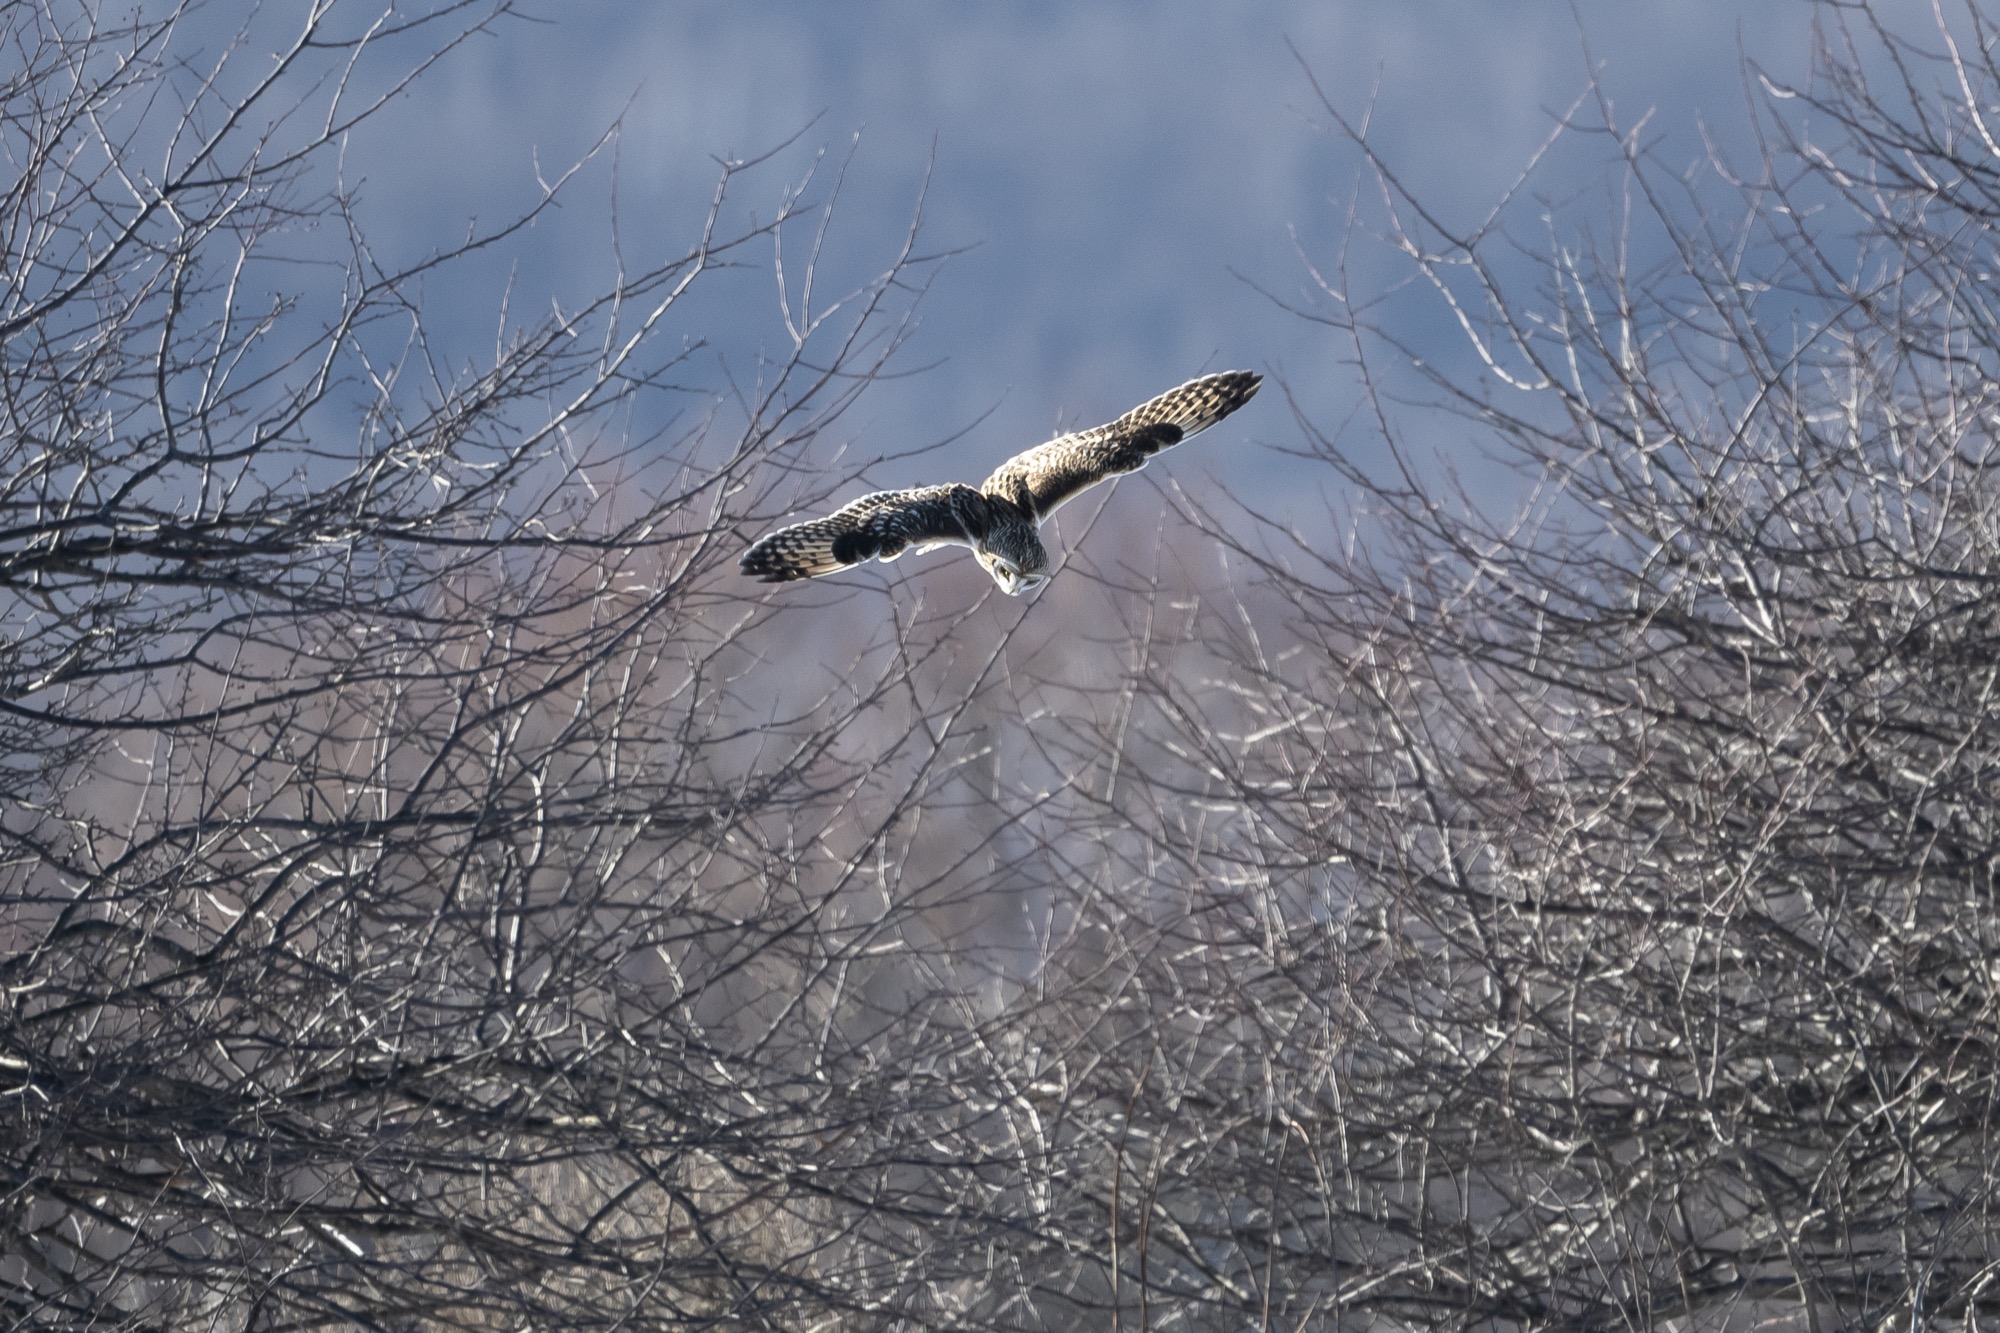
top-left (975, 4), bottom-right (2000, 1328)
top-left (0, 2), bottom-right (1039, 1326)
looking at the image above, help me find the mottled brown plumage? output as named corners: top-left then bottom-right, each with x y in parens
top-left (741, 370), bottom-right (1261, 595)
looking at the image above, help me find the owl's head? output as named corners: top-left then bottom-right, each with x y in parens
top-left (978, 526), bottom-right (1048, 595)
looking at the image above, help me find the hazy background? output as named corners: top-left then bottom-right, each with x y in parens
top-left (334, 1), bottom-right (1926, 537)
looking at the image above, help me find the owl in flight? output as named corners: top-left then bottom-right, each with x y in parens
top-left (741, 370), bottom-right (1261, 594)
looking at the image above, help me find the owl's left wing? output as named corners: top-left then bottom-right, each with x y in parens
top-left (981, 370), bottom-right (1261, 521)
top-left (740, 483), bottom-right (989, 583)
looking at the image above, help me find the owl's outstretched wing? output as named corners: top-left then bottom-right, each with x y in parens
top-left (980, 370), bottom-right (1261, 521)
top-left (740, 483), bottom-right (990, 583)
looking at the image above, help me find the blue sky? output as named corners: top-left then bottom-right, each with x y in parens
top-left (337, 1), bottom-right (1931, 524)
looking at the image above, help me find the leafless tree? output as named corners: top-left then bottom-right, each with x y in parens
top-left (973, 2), bottom-right (2000, 1328)
top-left (0, 2), bottom-right (1041, 1326)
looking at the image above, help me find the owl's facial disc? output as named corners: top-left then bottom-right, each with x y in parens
top-left (982, 554), bottom-right (1045, 595)
top-left (1011, 570), bottom-right (1046, 594)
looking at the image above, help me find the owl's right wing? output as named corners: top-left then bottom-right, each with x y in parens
top-left (981, 370), bottom-right (1261, 521)
top-left (740, 483), bottom-right (989, 583)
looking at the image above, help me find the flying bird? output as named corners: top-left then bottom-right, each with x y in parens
top-left (741, 370), bottom-right (1261, 594)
